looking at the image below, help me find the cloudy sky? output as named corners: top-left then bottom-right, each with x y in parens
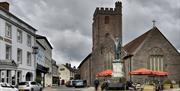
top-left (2, 0), bottom-right (180, 67)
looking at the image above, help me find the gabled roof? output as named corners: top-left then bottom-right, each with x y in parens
top-left (123, 28), bottom-right (152, 54)
top-left (78, 53), bottom-right (92, 68)
top-left (63, 64), bottom-right (77, 72)
top-left (123, 26), bottom-right (179, 55)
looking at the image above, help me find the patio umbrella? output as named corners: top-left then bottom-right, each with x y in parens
top-left (129, 68), bottom-right (154, 75)
top-left (153, 71), bottom-right (169, 76)
top-left (96, 69), bottom-right (112, 77)
top-left (101, 69), bottom-right (112, 76)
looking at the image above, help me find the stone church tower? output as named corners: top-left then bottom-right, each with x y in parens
top-left (91, 1), bottom-right (123, 84)
top-left (92, 1), bottom-right (122, 51)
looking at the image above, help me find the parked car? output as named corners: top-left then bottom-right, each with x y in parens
top-left (0, 82), bottom-right (18, 91)
top-left (18, 81), bottom-right (43, 91)
top-left (74, 80), bottom-right (87, 88)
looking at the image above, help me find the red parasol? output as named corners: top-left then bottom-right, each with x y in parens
top-left (129, 68), bottom-right (154, 75)
top-left (153, 71), bottom-right (169, 76)
top-left (96, 69), bottom-right (112, 77)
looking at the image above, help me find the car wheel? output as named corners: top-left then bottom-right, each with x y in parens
top-left (31, 88), bottom-right (34, 91)
top-left (40, 88), bottom-right (43, 91)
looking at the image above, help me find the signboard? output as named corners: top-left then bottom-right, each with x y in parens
top-left (36, 50), bottom-right (45, 66)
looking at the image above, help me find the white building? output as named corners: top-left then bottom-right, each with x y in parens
top-left (0, 2), bottom-right (37, 85)
top-left (58, 64), bottom-right (76, 85)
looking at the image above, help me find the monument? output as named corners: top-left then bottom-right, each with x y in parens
top-left (111, 37), bottom-right (123, 77)
top-left (108, 35), bottom-right (125, 90)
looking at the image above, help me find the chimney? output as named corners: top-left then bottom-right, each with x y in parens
top-left (68, 63), bottom-right (71, 68)
top-left (65, 63), bottom-right (68, 67)
top-left (0, 2), bottom-right (9, 11)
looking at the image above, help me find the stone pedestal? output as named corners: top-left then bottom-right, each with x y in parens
top-left (107, 60), bottom-right (126, 90)
top-left (112, 60), bottom-right (124, 77)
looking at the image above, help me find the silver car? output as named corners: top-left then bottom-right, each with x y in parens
top-left (0, 82), bottom-right (18, 91)
top-left (18, 81), bottom-right (43, 91)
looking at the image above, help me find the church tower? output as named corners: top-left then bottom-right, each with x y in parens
top-left (91, 1), bottom-right (123, 85)
top-left (92, 1), bottom-right (122, 51)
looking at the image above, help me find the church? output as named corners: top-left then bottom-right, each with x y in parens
top-left (78, 1), bottom-right (180, 86)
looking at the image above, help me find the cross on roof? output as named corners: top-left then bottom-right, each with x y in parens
top-left (152, 20), bottom-right (156, 27)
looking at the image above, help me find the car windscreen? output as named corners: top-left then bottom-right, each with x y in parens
top-left (19, 82), bottom-right (28, 85)
top-left (31, 82), bottom-right (37, 85)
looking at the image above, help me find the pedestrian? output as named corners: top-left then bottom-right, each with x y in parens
top-left (101, 79), bottom-right (108, 91)
top-left (94, 78), bottom-right (100, 90)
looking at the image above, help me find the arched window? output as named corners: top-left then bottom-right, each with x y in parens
top-left (105, 16), bottom-right (109, 24)
top-left (149, 47), bottom-right (164, 71)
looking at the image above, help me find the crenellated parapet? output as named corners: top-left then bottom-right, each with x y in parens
top-left (93, 1), bottom-right (122, 17)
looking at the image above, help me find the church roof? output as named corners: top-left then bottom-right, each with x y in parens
top-left (123, 26), bottom-right (179, 55)
top-left (78, 53), bottom-right (92, 68)
top-left (123, 27), bottom-right (153, 54)
top-left (123, 31), bottom-right (150, 54)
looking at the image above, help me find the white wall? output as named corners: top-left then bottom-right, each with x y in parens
top-left (58, 64), bottom-right (70, 83)
top-left (0, 11), bottom-right (36, 82)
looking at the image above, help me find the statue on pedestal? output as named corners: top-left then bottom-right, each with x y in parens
top-left (110, 36), bottom-right (123, 77)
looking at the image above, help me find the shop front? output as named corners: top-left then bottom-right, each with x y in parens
top-left (0, 60), bottom-right (17, 85)
top-left (36, 63), bottom-right (49, 87)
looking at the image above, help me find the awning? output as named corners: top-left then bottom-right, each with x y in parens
top-left (0, 60), bottom-right (17, 69)
top-left (37, 64), bottom-right (49, 73)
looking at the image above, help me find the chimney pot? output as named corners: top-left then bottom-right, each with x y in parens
top-left (0, 2), bottom-right (9, 11)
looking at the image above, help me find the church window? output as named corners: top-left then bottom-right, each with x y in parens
top-left (149, 55), bottom-right (164, 71)
top-left (105, 16), bottom-right (109, 24)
